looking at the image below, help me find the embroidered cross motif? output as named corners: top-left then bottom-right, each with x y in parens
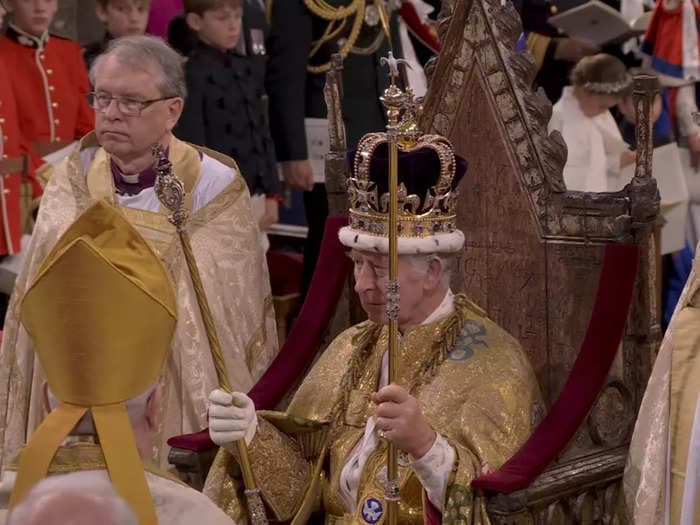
top-left (448, 320), bottom-right (488, 361)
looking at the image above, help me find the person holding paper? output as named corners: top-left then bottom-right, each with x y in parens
top-left (549, 53), bottom-right (634, 192)
top-left (515, 0), bottom-right (642, 103)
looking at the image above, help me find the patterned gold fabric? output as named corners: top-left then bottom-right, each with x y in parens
top-left (0, 133), bottom-right (278, 472)
top-left (5, 442), bottom-right (183, 485)
top-left (205, 295), bottom-right (541, 524)
top-left (623, 256), bottom-right (700, 524)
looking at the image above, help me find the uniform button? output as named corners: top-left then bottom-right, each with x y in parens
top-left (55, 136), bottom-right (61, 141)
top-left (0, 117), bottom-right (4, 124)
top-left (2, 154), bottom-right (7, 159)
top-left (3, 135), bottom-right (7, 142)
top-left (51, 102), bottom-right (58, 108)
top-left (54, 118), bottom-right (60, 125)
top-left (2, 189), bottom-right (9, 195)
top-left (40, 53), bottom-right (45, 60)
top-left (49, 85), bottom-right (55, 91)
top-left (46, 69), bottom-right (53, 75)
top-left (550, 4), bottom-right (558, 13)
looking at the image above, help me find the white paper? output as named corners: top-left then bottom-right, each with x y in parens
top-left (305, 118), bottom-right (330, 184)
top-left (619, 143), bottom-right (690, 254)
top-left (549, 0), bottom-right (642, 47)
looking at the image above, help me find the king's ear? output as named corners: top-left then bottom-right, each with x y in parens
top-left (426, 256), bottom-right (444, 291)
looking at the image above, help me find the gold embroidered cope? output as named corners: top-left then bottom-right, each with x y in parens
top-left (0, 132), bottom-right (278, 471)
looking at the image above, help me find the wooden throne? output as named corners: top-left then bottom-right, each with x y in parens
top-left (419, 0), bottom-right (661, 521)
top-left (167, 1), bottom-right (661, 521)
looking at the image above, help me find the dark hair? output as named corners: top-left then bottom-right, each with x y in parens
top-left (570, 53), bottom-right (631, 96)
top-left (183, 0), bottom-right (242, 15)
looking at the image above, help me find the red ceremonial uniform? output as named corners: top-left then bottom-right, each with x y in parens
top-left (0, 24), bottom-right (94, 146)
top-left (0, 57), bottom-right (41, 255)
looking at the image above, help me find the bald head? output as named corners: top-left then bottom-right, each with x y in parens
top-left (8, 472), bottom-right (137, 525)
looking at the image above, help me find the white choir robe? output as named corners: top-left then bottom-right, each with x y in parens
top-left (549, 87), bottom-right (629, 192)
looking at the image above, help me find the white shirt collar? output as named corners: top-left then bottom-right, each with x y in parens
top-left (420, 289), bottom-right (454, 326)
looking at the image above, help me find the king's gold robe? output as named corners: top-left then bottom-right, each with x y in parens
top-left (0, 133), bottom-right (278, 471)
top-left (204, 294), bottom-right (541, 524)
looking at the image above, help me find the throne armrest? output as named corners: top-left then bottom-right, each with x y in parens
top-left (473, 243), bottom-right (639, 493)
top-left (485, 447), bottom-right (627, 523)
top-left (167, 428), bottom-right (216, 452)
top-left (167, 429), bottom-right (220, 490)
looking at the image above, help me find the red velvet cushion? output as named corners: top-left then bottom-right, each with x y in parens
top-left (266, 250), bottom-right (303, 296)
top-left (248, 216), bottom-right (352, 410)
top-left (167, 428), bottom-right (215, 452)
top-left (167, 217), bottom-right (351, 452)
top-left (471, 243), bottom-right (640, 493)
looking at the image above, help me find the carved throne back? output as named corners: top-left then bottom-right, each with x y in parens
top-left (420, 0), bottom-right (661, 463)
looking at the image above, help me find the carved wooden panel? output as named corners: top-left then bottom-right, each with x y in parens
top-left (421, 0), bottom-right (661, 463)
top-left (487, 448), bottom-right (627, 524)
top-left (452, 69), bottom-right (550, 397)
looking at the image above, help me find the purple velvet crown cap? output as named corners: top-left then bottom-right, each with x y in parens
top-left (346, 142), bottom-right (468, 198)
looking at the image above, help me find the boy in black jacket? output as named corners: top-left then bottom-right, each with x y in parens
top-left (83, 0), bottom-right (150, 70)
top-left (174, 0), bottom-right (280, 239)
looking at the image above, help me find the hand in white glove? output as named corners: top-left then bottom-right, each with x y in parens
top-left (208, 389), bottom-right (257, 448)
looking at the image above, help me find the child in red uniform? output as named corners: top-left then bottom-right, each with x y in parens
top-left (0, 0), bottom-right (94, 153)
top-left (0, 2), bottom-right (43, 257)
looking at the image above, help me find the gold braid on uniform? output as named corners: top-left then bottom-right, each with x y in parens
top-left (305, 0), bottom-right (361, 20)
top-left (304, 0), bottom-right (366, 74)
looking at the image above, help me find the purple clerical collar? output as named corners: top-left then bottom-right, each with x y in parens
top-left (110, 158), bottom-right (158, 196)
top-left (110, 149), bottom-right (203, 196)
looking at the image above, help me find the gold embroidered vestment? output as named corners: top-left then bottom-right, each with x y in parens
top-left (205, 295), bottom-right (541, 524)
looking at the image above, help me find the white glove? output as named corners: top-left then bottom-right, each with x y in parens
top-left (208, 389), bottom-right (257, 448)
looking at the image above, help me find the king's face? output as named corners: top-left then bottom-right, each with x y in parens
top-left (350, 250), bottom-right (432, 327)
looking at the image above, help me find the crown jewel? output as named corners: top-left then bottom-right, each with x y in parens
top-left (339, 52), bottom-right (467, 254)
top-left (348, 132), bottom-right (460, 239)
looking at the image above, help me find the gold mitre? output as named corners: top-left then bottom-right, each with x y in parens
top-left (10, 199), bottom-right (177, 525)
top-left (338, 107), bottom-right (468, 255)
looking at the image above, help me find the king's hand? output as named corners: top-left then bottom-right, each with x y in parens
top-left (372, 384), bottom-right (437, 459)
top-left (208, 389), bottom-right (257, 448)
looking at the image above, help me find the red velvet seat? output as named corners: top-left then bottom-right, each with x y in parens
top-left (472, 243), bottom-right (640, 493)
top-left (266, 250), bottom-right (303, 297)
top-left (168, 217), bottom-right (351, 452)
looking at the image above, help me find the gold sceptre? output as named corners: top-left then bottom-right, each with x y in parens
top-left (379, 52), bottom-right (409, 525)
top-left (152, 145), bottom-right (267, 525)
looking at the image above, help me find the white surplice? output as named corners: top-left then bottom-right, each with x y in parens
top-left (549, 87), bottom-right (629, 192)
